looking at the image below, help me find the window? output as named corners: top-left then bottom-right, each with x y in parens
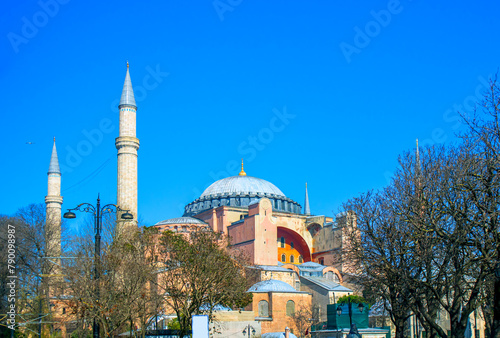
top-left (290, 242), bottom-right (294, 249)
top-left (290, 255), bottom-right (294, 263)
top-left (280, 237), bottom-right (285, 248)
top-left (258, 300), bottom-right (269, 317)
top-left (286, 300), bottom-right (295, 316)
top-left (298, 255), bottom-right (303, 263)
top-left (281, 254), bottom-right (286, 262)
top-left (319, 258), bottom-right (324, 265)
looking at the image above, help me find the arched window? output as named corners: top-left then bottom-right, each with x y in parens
top-left (290, 255), bottom-right (295, 263)
top-left (298, 255), bottom-right (303, 263)
top-left (281, 254), bottom-right (286, 262)
top-left (286, 300), bottom-right (295, 316)
top-left (280, 237), bottom-right (285, 248)
top-left (258, 300), bottom-right (269, 317)
top-left (319, 258), bottom-right (324, 265)
top-left (290, 242), bottom-right (294, 249)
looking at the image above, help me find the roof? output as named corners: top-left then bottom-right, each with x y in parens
top-left (48, 140), bottom-right (60, 175)
top-left (155, 216), bottom-right (207, 226)
top-left (300, 276), bottom-right (352, 292)
top-left (200, 175), bottom-right (285, 199)
top-left (247, 279), bottom-right (299, 293)
top-left (119, 64), bottom-right (136, 108)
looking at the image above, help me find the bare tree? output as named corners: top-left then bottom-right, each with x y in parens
top-left (290, 302), bottom-right (320, 338)
top-left (458, 76), bottom-right (500, 338)
top-left (62, 226), bottom-right (162, 337)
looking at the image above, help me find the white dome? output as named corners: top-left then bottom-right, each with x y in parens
top-left (201, 175), bottom-right (285, 198)
top-left (247, 279), bottom-right (298, 293)
top-left (154, 216), bottom-right (207, 226)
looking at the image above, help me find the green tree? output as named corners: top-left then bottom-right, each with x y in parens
top-left (157, 229), bottom-right (252, 338)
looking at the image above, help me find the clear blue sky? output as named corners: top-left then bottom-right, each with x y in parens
top-left (2, 0), bottom-right (499, 228)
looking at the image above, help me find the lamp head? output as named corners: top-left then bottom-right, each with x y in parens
top-left (121, 212), bottom-right (134, 220)
top-left (63, 211), bottom-right (76, 219)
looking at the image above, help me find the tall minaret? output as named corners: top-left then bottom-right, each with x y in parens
top-left (304, 182), bottom-right (310, 215)
top-left (45, 138), bottom-right (62, 279)
top-left (116, 62), bottom-right (139, 234)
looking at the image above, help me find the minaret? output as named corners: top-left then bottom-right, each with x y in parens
top-left (116, 62), bottom-right (139, 235)
top-left (304, 182), bottom-right (310, 215)
top-left (45, 138), bottom-right (63, 281)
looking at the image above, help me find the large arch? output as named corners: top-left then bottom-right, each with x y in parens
top-left (277, 227), bottom-right (312, 263)
top-left (322, 266), bottom-right (343, 283)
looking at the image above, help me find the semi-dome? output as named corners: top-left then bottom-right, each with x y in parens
top-left (155, 216), bottom-right (207, 226)
top-left (247, 279), bottom-right (299, 293)
top-left (201, 175), bottom-right (285, 198)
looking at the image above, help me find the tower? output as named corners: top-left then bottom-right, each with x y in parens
top-left (304, 182), bottom-right (310, 215)
top-left (116, 62), bottom-right (139, 234)
top-left (45, 138), bottom-right (62, 281)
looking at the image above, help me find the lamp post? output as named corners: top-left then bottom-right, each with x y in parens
top-left (242, 324), bottom-right (256, 338)
top-left (63, 194), bottom-right (133, 338)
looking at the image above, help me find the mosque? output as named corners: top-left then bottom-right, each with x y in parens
top-left (44, 64), bottom-right (359, 336)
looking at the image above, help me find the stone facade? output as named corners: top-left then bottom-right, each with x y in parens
top-left (251, 291), bottom-right (311, 334)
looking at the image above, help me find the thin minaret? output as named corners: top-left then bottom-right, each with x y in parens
top-left (304, 182), bottom-right (310, 215)
top-left (45, 137), bottom-right (63, 283)
top-left (416, 138), bottom-right (422, 177)
top-left (116, 62), bottom-right (139, 234)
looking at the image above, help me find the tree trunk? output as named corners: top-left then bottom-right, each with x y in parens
top-left (394, 318), bottom-right (406, 338)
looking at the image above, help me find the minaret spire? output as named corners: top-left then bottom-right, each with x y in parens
top-left (416, 138), bottom-right (422, 177)
top-left (116, 63), bottom-right (140, 235)
top-left (119, 61), bottom-right (137, 109)
top-left (304, 182), bottom-right (311, 215)
top-left (48, 137), bottom-right (61, 175)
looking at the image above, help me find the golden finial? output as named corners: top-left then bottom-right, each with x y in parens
top-left (127, 61), bottom-right (129, 68)
top-left (239, 158), bottom-right (247, 176)
top-left (306, 182), bottom-right (308, 188)
top-left (53, 136), bottom-right (56, 142)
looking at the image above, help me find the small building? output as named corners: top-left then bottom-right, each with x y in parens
top-left (247, 279), bottom-right (312, 335)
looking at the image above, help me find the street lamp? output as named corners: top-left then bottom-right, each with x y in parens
top-left (242, 324), bottom-right (256, 338)
top-left (64, 194), bottom-right (133, 338)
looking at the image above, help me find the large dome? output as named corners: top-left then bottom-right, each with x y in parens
top-left (201, 176), bottom-right (285, 198)
top-left (183, 168), bottom-right (302, 217)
